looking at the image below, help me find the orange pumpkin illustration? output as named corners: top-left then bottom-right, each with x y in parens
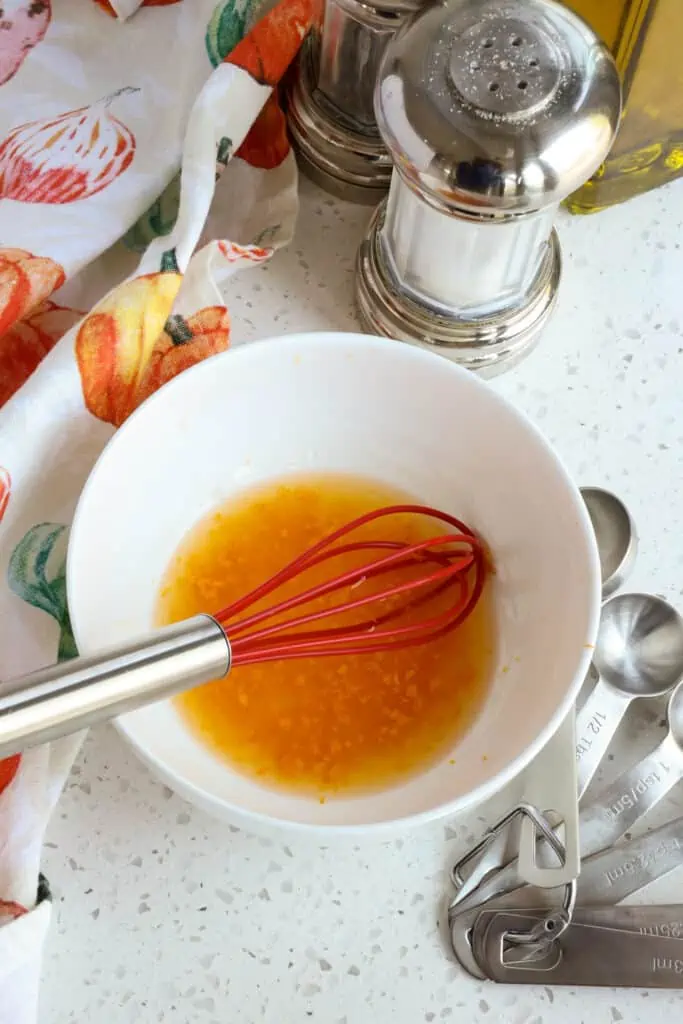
top-left (228, 0), bottom-right (319, 87)
top-left (0, 897), bottom-right (28, 921)
top-left (0, 88), bottom-right (138, 204)
top-left (75, 271), bottom-right (183, 426)
top-left (0, 300), bottom-right (82, 408)
top-left (0, 466), bottom-right (10, 524)
top-left (0, 753), bottom-right (21, 794)
top-left (218, 239), bottom-right (272, 263)
top-left (134, 306), bottom-right (231, 408)
top-left (236, 93), bottom-right (290, 170)
top-left (0, 247), bottom-right (65, 337)
top-left (0, 0), bottom-right (52, 87)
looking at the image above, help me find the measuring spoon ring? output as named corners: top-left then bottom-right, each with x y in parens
top-left (579, 675), bottom-right (683, 856)
top-left (575, 593), bottom-right (683, 799)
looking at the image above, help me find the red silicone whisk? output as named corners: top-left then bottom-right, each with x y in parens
top-left (0, 505), bottom-right (487, 758)
top-left (213, 504), bottom-right (486, 665)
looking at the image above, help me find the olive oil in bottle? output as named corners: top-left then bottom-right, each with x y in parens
top-left (562, 0), bottom-right (683, 212)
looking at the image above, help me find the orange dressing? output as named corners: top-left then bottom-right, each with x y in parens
top-left (157, 474), bottom-right (496, 798)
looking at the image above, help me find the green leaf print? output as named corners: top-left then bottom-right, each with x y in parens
top-left (253, 224), bottom-right (281, 247)
top-left (217, 136), bottom-right (232, 169)
top-left (124, 135), bottom-right (233, 255)
top-left (160, 247), bottom-right (180, 273)
top-left (205, 0), bottom-right (259, 67)
top-left (123, 172), bottom-right (181, 253)
top-left (7, 523), bottom-right (77, 663)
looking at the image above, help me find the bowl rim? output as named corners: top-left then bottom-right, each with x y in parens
top-left (68, 330), bottom-right (601, 834)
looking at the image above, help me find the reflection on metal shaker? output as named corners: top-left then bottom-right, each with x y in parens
top-left (355, 0), bottom-right (622, 376)
top-left (286, 0), bottom-right (423, 203)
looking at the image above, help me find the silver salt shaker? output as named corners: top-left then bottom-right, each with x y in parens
top-left (355, 0), bottom-right (621, 375)
top-left (286, 0), bottom-right (424, 203)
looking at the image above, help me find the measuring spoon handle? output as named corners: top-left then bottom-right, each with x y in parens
top-left (577, 814), bottom-right (683, 904)
top-left (480, 914), bottom-right (683, 987)
top-left (575, 679), bottom-right (631, 800)
top-left (578, 734), bottom-right (683, 857)
top-left (451, 814), bottom-right (683, 921)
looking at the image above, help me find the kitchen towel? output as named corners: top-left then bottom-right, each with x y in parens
top-left (0, 0), bottom-right (318, 1019)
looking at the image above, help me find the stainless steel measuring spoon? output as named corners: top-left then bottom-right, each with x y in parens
top-left (473, 910), bottom-right (683, 987)
top-left (469, 905), bottom-right (683, 982)
top-left (581, 487), bottom-right (637, 600)
top-left (450, 592), bottom-right (683, 915)
top-left (568, 905), bottom-right (683, 937)
top-left (579, 675), bottom-right (683, 854)
top-left (450, 489), bottom-right (638, 907)
top-left (575, 592), bottom-right (683, 798)
top-left (449, 814), bottom-right (683, 978)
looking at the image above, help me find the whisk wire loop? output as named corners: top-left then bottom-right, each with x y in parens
top-left (212, 505), bottom-right (486, 666)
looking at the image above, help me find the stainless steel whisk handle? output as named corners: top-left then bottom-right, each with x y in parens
top-left (0, 615), bottom-right (231, 759)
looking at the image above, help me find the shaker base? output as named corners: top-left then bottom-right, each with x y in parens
top-left (285, 39), bottom-right (393, 206)
top-left (355, 201), bottom-right (562, 377)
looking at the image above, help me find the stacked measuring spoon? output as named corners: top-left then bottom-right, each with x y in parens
top-left (448, 488), bottom-right (683, 988)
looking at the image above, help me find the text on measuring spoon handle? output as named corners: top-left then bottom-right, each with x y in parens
top-left (651, 954), bottom-right (683, 976)
top-left (578, 736), bottom-right (683, 857)
top-left (576, 816), bottom-right (683, 903)
top-left (571, 906), bottom-right (683, 935)
top-left (575, 680), bottom-right (630, 800)
top-left (599, 835), bottom-right (683, 890)
top-left (644, 921), bottom-right (683, 938)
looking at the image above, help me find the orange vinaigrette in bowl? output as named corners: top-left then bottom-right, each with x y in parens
top-left (156, 473), bottom-right (496, 799)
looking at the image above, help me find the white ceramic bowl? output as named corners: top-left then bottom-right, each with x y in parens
top-left (68, 332), bottom-right (600, 836)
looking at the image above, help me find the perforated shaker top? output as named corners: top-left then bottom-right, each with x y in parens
top-left (375, 0), bottom-right (621, 213)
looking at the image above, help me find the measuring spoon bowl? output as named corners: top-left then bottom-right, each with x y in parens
top-left (581, 488), bottom-right (637, 600)
top-left (450, 908), bottom-right (486, 979)
top-left (575, 593), bottom-right (683, 799)
top-left (594, 593), bottom-right (683, 697)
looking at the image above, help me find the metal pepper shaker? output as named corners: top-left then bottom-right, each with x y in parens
top-left (355, 0), bottom-right (622, 375)
top-left (286, 0), bottom-right (424, 203)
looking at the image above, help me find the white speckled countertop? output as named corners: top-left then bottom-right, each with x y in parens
top-left (42, 176), bottom-right (683, 1023)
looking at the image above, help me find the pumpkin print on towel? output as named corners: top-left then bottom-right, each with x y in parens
top-left (76, 264), bottom-right (230, 426)
top-left (236, 93), bottom-right (289, 169)
top-left (0, 893), bottom-right (27, 921)
top-left (0, 247), bottom-right (65, 337)
top-left (0, 0), bottom-right (52, 87)
top-left (0, 87), bottom-right (138, 203)
top-left (218, 239), bottom-right (272, 263)
top-left (0, 754), bottom-right (21, 796)
top-left (0, 466), bottom-right (10, 524)
top-left (75, 266), bottom-right (183, 426)
top-left (227, 0), bottom-right (319, 87)
top-left (134, 306), bottom-right (231, 407)
top-left (206, 0), bottom-right (257, 67)
top-left (0, 301), bottom-right (83, 408)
